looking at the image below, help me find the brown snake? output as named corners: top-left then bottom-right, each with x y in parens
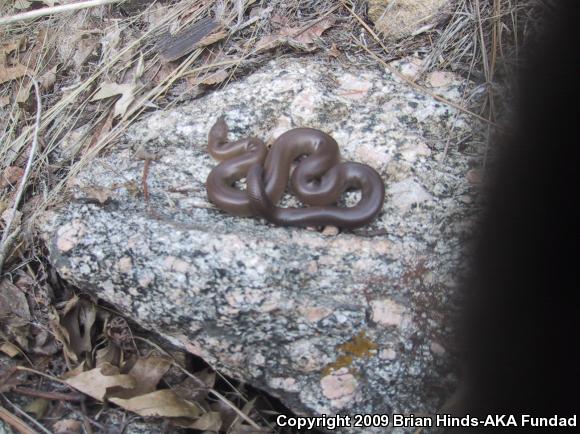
top-left (205, 117), bottom-right (385, 228)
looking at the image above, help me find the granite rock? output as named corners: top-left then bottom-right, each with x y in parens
top-left (39, 56), bottom-right (482, 432)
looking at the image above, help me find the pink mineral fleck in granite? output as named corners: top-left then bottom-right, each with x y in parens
top-left (337, 73), bottom-right (372, 100)
top-left (370, 299), bottom-right (407, 327)
top-left (300, 305), bottom-right (332, 322)
top-left (430, 341), bottom-right (446, 356)
top-left (356, 144), bottom-right (391, 166)
top-left (184, 340), bottom-right (212, 361)
top-left (306, 261), bottom-right (318, 273)
top-left (379, 348), bottom-right (397, 360)
top-left (290, 89), bottom-right (318, 118)
top-left (56, 220), bottom-right (87, 252)
top-left (117, 256), bottom-right (132, 273)
top-left (427, 71), bottom-right (456, 87)
top-left (163, 256), bottom-right (190, 273)
top-left (320, 368), bottom-right (358, 408)
top-left (268, 377), bottom-right (300, 393)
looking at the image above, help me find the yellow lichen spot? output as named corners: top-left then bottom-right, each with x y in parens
top-left (338, 330), bottom-right (379, 357)
top-left (322, 331), bottom-right (378, 376)
top-left (322, 355), bottom-right (353, 376)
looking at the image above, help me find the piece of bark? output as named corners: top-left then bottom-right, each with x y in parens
top-left (156, 17), bottom-right (220, 62)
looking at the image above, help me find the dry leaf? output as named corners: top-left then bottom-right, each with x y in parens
top-left (95, 341), bottom-right (121, 368)
top-left (189, 411), bottom-right (222, 431)
top-left (61, 294), bottom-right (79, 316)
top-left (81, 186), bottom-right (113, 204)
top-left (125, 355), bottom-right (171, 396)
top-left (87, 110), bottom-right (115, 151)
top-left (51, 296), bottom-right (96, 363)
top-left (287, 18), bottom-right (334, 44)
top-left (112, 354), bottom-right (171, 400)
top-left (199, 70), bottom-right (229, 86)
top-left (196, 30), bottom-right (228, 48)
top-left (50, 312), bottom-right (78, 363)
top-left (0, 367), bottom-right (23, 393)
top-left (0, 96), bottom-right (9, 108)
top-left (61, 361), bottom-right (86, 380)
top-left (61, 297), bottom-right (96, 356)
top-left (100, 21), bottom-right (122, 61)
top-left (230, 397), bottom-right (257, 432)
top-left (1, 209), bottom-right (22, 227)
top-left (13, 0), bottom-right (32, 10)
top-left (1, 166), bottom-right (24, 189)
top-left (58, 124), bottom-right (91, 159)
top-left (53, 419), bottom-right (83, 434)
top-left (328, 43), bottom-right (341, 58)
top-left (134, 146), bottom-right (159, 161)
top-left (64, 363), bottom-right (136, 401)
top-left (0, 64), bottom-right (27, 85)
top-left (24, 398), bottom-right (49, 419)
top-left (91, 82), bottom-right (136, 118)
top-left (255, 17), bottom-right (334, 52)
top-left (0, 342), bottom-right (20, 357)
top-left (15, 80), bottom-right (31, 103)
top-left (110, 389), bottom-right (203, 418)
top-left (172, 369), bottom-right (214, 403)
top-left (73, 37), bottom-right (98, 69)
top-left (271, 14), bottom-right (290, 27)
top-left (32, 328), bottom-right (59, 356)
top-left (1, 39), bottom-right (25, 56)
top-left (134, 52), bottom-right (144, 81)
top-left (0, 279), bottom-right (31, 350)
top-left (40, 66), bottom-right (57, 91)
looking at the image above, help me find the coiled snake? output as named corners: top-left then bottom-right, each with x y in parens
top-left (206, 117), bottom-right (385, 228)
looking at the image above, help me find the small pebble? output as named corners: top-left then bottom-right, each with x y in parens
top-left (322, 225), bottom-right (339, 236)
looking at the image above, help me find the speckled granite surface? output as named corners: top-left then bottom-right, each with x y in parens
top-left (40, 56), bottom-right (483, 432)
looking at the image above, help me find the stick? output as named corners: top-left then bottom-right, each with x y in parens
top-left (0, 0), bottom-right (124, 26)
top-left (0, 405), bottom-right (37, 434)
top-left (0, 78), bottom-right (42, 273)
top-left (1, 394), bottom-right (52, 434)
top-left (13, 387), bottom-right (85, 402)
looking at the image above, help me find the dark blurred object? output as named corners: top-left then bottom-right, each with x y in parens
top-left (456, 1), bottom-right (580, 431)
top-left (119, 0), bottom-right (155, 15)
top-left (156, 16), bottom-right (219, 62)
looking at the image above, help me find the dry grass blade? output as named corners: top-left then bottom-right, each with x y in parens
top-left (131, 336), bottom-right (266, 431)
top-left (341, 1), bottom-right (494, 126)
top-left (0, 78), bottom-right (41, 273)
top-left (0, 0), bottom-right (124, 26)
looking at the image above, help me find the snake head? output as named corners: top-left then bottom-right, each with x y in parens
top-left (208, 116), bottom-right (229, 148)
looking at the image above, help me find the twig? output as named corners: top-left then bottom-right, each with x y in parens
top-left (142, 159), bottom-right (151, 202)
top-left (0, 78), bottom-right (42, 274)
top-left (0, 405), bottom-right (37, 434)
top-left (0, 0), bottom-right (124, 26)
top-left (2, 394), bottom-right (52, 434)
top-left (13, 387), bottom-right (85, 402)
top-left (80, 399), bottom-right (94, 434)
top-left (15, 366), bottom-right (65, 385)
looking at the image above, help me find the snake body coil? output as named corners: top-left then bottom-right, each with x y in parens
top-left (206, 117), bottom-right (385, 228)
